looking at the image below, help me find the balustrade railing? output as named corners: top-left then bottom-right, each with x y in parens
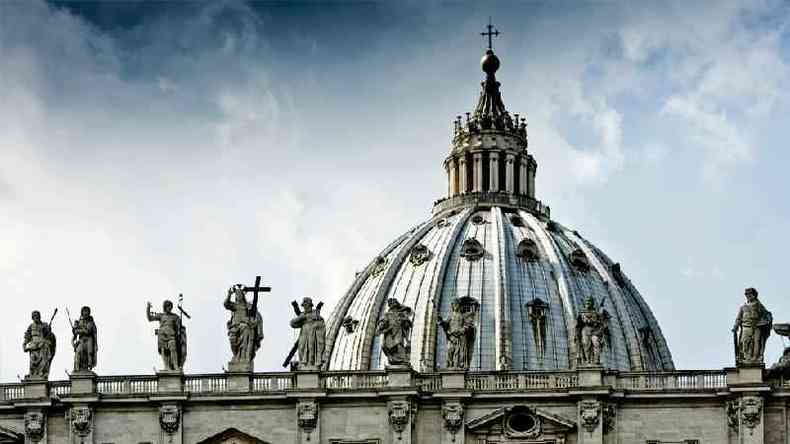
top-left (50, 380), bottom-right (71, 397)
top-left (185, 375), bottom-right (227, 393)
top-left (465, 372), bottom-right (579, 391)
top-left (615, 371), bottom-right (727, 391)
top-left (97, 375), bottom-right (158, 395)
top-left (252, 374), bottom-right (294, 392)
top-left (321, 372), bottom-right (389, 390)
top-left (1, 384), bottom-right (24, 401)
top-left (416, 373), bottom-right (442, 392)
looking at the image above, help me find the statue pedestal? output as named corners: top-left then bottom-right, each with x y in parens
top-left (386, 365), bottom-right (414, 388)
top-left (70, 372), bottom-right (97, 395)
top-left (225, 371), bottom-right (251, 393)
top-left (22, 378), bottom-right (48, 399)
top-left (736, 363), bottom-right (765, 384)
top-left (440, 370), bottom-right (466, 390)
top-left (157, 371), bottom-right (183, 393)
top-left (577, 366), bottom-right (603, 387)
top-left (295, 371), bottom-right (321, 390)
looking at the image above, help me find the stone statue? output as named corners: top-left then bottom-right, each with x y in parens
top-left (146, 300), bottom-right (187, 371)
top-left (376, 298), bottom-right (413, 367)
top-left (732, 287), bottom-right (772, 365)
top-left (438, 299), bottom-right (476, 370)
top-left (770, 323), bottom-right (790, 375)
top-left (71, 306), bottom-right (97, 373)
top-left (23, 310), bottom-right (57, 379)
top-left (225, 285), bottom-right (264, 371)
top-left (289, 297), bottom-right (326, 370)
top-left (574, 296), bottom-right (610, 367)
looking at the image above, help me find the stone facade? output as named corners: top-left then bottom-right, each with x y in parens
top-left (0, 367), bottom-right (787, 443)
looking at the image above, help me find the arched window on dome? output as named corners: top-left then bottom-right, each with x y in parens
top-left (515, 238), bottom-right (540, 262)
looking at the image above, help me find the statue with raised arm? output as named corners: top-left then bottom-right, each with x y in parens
top-left (225, 284), bottom-right (264, 371)
top-left (574, 296), bottom-right (611, 367)
top-left (23, 310), bottom-right (57, 379)
top-left (146, 300), bottom-right (187, 371)
top-left (733, 287), bottom-right (772, 365)
top-left (289, 297), bottom-right (326, 370)
top-left (376, 298), bottom-right (413, 367)
top-left (438, 299), bottom-right (476, 370)
top-left (72, 306), bottom-right (97, 373)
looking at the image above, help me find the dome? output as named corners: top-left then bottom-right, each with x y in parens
top-left (322, 47), bottom-right (674, 373)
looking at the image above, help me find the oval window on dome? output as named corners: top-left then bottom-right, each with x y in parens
top-left (460, 238), bottom-right (485, 261)
top-left (409, 244), bottom-right (432, 266)
top-left (510, 215), bottom-right (525, 227)
top-left (515, 238), bottom-right (540, 262)
top-left (471, 214), bottom-right (486, 225)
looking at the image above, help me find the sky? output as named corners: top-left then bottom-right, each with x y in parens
top-left (1, 0), bottom-right (789, 381)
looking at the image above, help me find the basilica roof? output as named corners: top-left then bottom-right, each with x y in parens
top-left (322, 44), bottom-right (674, 373)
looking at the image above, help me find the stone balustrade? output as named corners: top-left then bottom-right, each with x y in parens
top-left (1, 368), bottom-right (779, 403)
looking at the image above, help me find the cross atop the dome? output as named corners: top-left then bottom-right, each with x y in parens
top-left (481, 17), bottom-right (500, 50)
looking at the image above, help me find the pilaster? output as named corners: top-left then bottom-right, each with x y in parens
top-left (459, 157), bottom-right (468, 194)
top-left (295, 370), bottom-right (321, 390)
top-left (156, 371), bottom-right (183, 394)
top-left (387, 366), bottom-right (414, 388)
top-left (473, 153), bottom-right (483, 192)
top-left (22, 379), bottom-right (48, 400)
top-left (449, 158), bottom-right (458, 196)
top-left (505, 153), bottom-right (515, 193)
top-left (489, 152), bottom-right (500, 192)
top-left (69, 372), bottom-right (97, 396)
top-left (577, 399), bottom-right (603, 444)
top-left (728, 395), bottom-right (764, 444)
top-left (518, 158), bottom-right (527, 195)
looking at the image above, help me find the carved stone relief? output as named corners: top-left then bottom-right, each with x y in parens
top-left (159, 405), bottom-right (181, 435)
top-left (388, 400), bottom-right (410, 440)
top-left (579, 400), bottom-right (601, 433)
top-left (69, 406), bottom-right (92, 437)
top-left (740, 396), bottom-right (762, 433)
top-left (370, 257), bottom-right (388, 277)
top-left (297, 400), bottom-right (319, 441)
top-left (441, 401), bottom-right (464, 442)
top-left (24, 411), bottom-right (45, 443)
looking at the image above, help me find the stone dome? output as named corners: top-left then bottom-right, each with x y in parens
top-left (322, 48), bottom-right (675, 373)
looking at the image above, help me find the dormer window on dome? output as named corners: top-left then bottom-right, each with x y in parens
top-left (460, 238), bottom-right (485, 261)
top-left (569, 248), bottom-right (591, 272)
top-left (515, 238), bottom-right (540, 262)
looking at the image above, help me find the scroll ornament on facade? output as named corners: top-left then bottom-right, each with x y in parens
top-left (24, 411), bottom-right (45, 442)
top-left (297, 400), bottom-right (318, 441)
top-left (159, 405), bottom-right (180, 435)
top-left (442, 401), bottom-right (464, 441)
top-left (69, 406), bottom-right (92, 437)
top-left (579, 400), bottom-right (601, 433)
top-left (388, 400), bottom-right (411, 440)
top-left (602, 403), bottom-right (616, 434)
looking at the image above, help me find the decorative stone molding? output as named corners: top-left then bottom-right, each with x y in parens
top-left (578, 400), bottom-right (601, 433)
top-left (388, 400), bottom-right (411, 440)
top-left (441, 401), bottom-right (464, 441)
top-left (159, 405), bottom-right (181, 435)
top-left (740, 396), bottom-right (762, 433)
top-left (69, 406), bottom-right (92, 437)
top-left (504, 407), bottom-right (541, 439)
top-left (297, 400), bottom-right (319, 441)
top-left (409, 244), bottom-right (432, 267)
top-left (602, 403), bottom-right (616, 434)
top-left (726, 400), bottom-right (740, 432)
top-left (24, 411), bottom-right (45, 442)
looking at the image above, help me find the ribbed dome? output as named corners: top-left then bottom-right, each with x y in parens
top-left (322, 45), bottom-right (674, 373)
top-left (323, 207), bottom-right (674, 372)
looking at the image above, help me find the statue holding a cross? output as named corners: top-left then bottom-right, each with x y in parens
top-left (225, 276), bottom-right (269, 372)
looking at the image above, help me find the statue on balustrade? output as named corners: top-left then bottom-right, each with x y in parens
top-left (732, 287), bottom-right (772, 365)
top-left (438, 299), bottom-right (477, 370)
top-left (376, 298), bottom-right (413, 367)
top-left (574, 296), bottom-right (610, 367)
top-left (23, 310), bottom-right (57, 379)
top-left (289, 297), bottom-right (326, 370)
top-left (146, 300), bottom-right (187, 371)
top-left (225, 285), bottom-right (264, 371)
top-left (71, 306), bottom-right (97, 373)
